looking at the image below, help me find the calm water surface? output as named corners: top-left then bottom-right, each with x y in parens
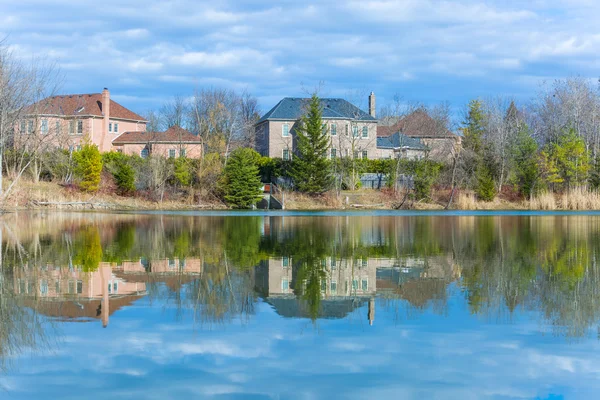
top-left (1, 211), bottom-right (600, 399)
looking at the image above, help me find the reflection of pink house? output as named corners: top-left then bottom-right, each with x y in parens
top-left (112, 126), bottom-right (204, 159)
top-left (21, 88), bottom-right (147, 153)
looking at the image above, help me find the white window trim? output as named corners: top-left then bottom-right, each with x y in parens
top-left (282, 123), bottom-right (290, 137)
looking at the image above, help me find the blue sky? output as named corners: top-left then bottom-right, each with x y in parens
top-left (2, 0), bottom-right (600, 117)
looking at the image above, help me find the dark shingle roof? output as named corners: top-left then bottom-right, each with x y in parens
top-left (257, 97), bottom-right (376, 124)
top-left (26, 93), bottom-right (146, 121)
top-left (112, 126), bottom-right (201, 144)
top-left (377, 132), bottom-right (427, 150)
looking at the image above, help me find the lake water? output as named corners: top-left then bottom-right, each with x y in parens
top-left (1, 211), bottom-right (600, 399)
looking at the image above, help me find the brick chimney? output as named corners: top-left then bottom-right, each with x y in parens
top-left (101, 88), bottom-right (110, 151)
top-left (368, 92), bottom-right (376, 118)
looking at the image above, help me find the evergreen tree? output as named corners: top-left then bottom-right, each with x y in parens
top-left (462, 99), bottom-right (486, 155)
top-left (511, 124), bottom-right (539, 198)
top-left (290, 94), bottom-right (333, 194)
top-left (222, 148), bottom-right (263, 208)
top-left (549, 128), bottom-right (589, 189)
top-left (114, 162), bottom-right (136, 195)
top-left (590, 154), bottom-right (600, 190)
top-left (476, 164), bottom-right (497, 201)
top-left (73, 139), bottom-right (103, 192)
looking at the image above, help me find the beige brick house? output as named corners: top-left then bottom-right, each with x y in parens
top-left (255, 94), bottom-right (379, 160)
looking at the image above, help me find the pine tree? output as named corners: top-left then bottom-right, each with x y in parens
top-left (476, 163), bottom-right (497, 201)
top-left (290, 94), bottom-right (333, 194)
top-left (511, 124), bottom-right (539, 198)
top-left (73, 139), bottom-right (103, 192)
top-left (462, 99), bottom-right (486, 155)
top-left (222, 148), bottom-right (263, 208)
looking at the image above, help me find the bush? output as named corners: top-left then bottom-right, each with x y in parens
top-left (476, 164), bottom-right (496, 201)
top-left (102, 151), bottom-right (136, 195)
top-left (73, 141), bottom-right (103, 192)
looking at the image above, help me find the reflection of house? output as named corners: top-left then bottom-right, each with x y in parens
top-left (14, 257), bottom-right (205, 327)
top-left (112, 126), bottom-right (203, 159)
top-left (255, 254), bottom-right (459, 322)
top-left (15, 264), bottom-right (146, 327)
top-left (255, 94), bottom-right (378, 160)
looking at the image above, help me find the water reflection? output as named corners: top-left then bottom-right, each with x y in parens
top-left (2, 213), bottom-right (600, 370)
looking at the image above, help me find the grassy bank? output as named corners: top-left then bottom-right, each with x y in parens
top-left (3, 179), bottom-right (600, 211)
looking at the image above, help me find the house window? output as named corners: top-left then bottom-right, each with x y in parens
top-left (40, 280), bottom-right (48, 296)
top-left (282, 279), bottom-right (289, 291)
top-left (282, 123), bottom-right (290, 137)
top-left (41, 119), bottom-right (48, 134)
top-left (353, 151), bottom-right (359, 159)
top-left (55, 280), bottom-right (60, 294)
top-left (27, 120), bottom-right (33, 134)
top-left (180, 148), bottom-right (186, 157)
top-left (321, 279), bottom-right (326, 292)
top-left (141, 148), bottom-right (149, 158)
top-left (179, 258), bottom-right (186, 268)
top-left (345, 124), bottom-right (349, 136)
top-left (362, 279), bottom-right (368, 291)
top-left (114, 123), bottom-right (119, 133)
top-left (20, 120), bottom-right (25, 133)
top-left (68, 280), bottom-right (75, 294)
top-left (331, 124), bottom-right (337, 136)
top-left (352, 279), bottom-right (359, 291)
top-left (282, 149), bottom-right (290, 161)
top-left (77, 120), bottom-right (83, 134)
top-left (330, 148), bottom-right (337, 159)
top-left (108, 283), bottom-right (112, 294)
top-left (331, 281), bottom-right (337, 293)
top-left (113, 282), bottom-right (118, 293)
top-left (109, 122), bottom-right (112, 132)
top-left (352, 125), bottom-right (359, 137)
top-left (169, 149), bottom-right (176, 158)
top-left (362, 126), bottom-right (368, 138)
top-left (69, 120), bottom-right (76, 134)
top-left (76, 280), bottom-right (83, 294)
top-left (168, 258), bottom-right (176, 269)
top-left (56, 121), bottom-right (61, 135)
top-left (282, 256), bottom-right (290, 267)
top-left (362, 150), bottom-right (368, 159)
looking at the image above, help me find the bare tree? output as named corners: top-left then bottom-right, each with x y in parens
top-left (159, 95), bottom-right (190, 130)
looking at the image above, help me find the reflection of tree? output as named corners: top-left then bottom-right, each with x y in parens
top-left (72, 226), bottom-right (103, 272)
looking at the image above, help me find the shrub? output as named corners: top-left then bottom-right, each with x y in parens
top-left (73, 141), bottom-right (103, 192)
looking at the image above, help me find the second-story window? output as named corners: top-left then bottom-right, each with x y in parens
top-left (180, 148), bottom-right (186, 158)
top-left (169, 149), bottom-right (176, 158)
top-left (41, 119), bottom-right (48, 134)
top-left (331, 123), bottom-right (337, 136)
top-left (282, 123), bottom-right (290, 137)
top-left (362, 126), bottom-right (368, 138)
top-left (352, 125), bottom-right (359, 138)
top-left (77, 120), bottom-right (83, 134)
top-left (69, 120), bottom-right (75, 135)
top-left (114, 123), bottom-right (119, 133)
top-left (109, 122), bottom-right (112, 132)
top-left (27, 120), bottom-right (33, 134)
top-left (20, 120), bottom-right (25, 133)
top-left (56, 121), bottom-right (61, 135)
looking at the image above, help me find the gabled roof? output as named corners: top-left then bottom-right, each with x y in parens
top-left (377, 109), bottom-right (455, 139)
top-left (257, 97), bottom-right (376, 124)
top-left (112, 126), bottom-right (201, 144)
top-left (377, 132), bottom-right (427, 150)
top-left (26, 93), bottom-right (146, 121)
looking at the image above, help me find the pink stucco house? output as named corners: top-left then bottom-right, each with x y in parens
top-left (112, 125), bottom-right (204, 158)
top-left (20, 88), bottom-right (147, 153)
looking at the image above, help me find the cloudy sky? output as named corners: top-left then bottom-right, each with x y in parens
top-left (1, 0), bottom-right (599, 116)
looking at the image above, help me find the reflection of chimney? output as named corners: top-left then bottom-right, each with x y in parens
top-left (368, 92), bottom-right (376, 118)
top-left (368, 297), bottom-right (375, 326)
top-left (101, 88), bottom-right (110, 151)
top-left (101, 265), bottom-right (111, 328)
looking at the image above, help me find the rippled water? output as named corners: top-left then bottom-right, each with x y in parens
top-left (1, 211), bottom-right (600, 399)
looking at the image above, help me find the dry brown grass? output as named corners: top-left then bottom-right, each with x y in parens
top-left (528, 192), bottom-right (557, 210)
top-left (454, 191), bottom-right (521, 210)
top-left (560, 188), bottom-right (600, 210)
